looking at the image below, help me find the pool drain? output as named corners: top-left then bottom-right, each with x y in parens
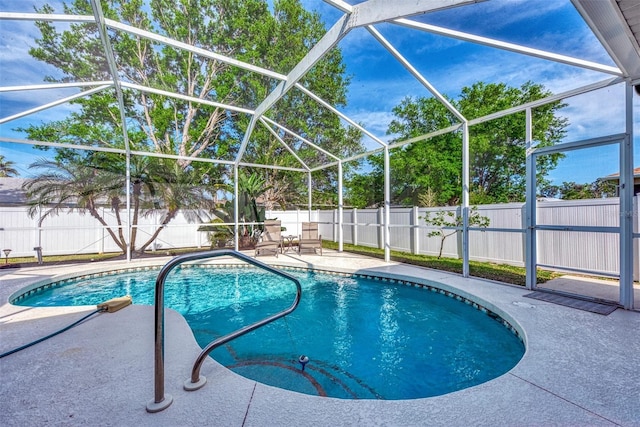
top-left (298, 355), bottom-right (309, 371)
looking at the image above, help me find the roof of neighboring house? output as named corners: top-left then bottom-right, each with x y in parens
top-left (601, 167), bottom-right (640, 181)
top-left (0, 178), bottom-right (28, 205)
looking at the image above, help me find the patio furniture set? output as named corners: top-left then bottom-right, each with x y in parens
top-left (255, 220), bottom-right (322, 257)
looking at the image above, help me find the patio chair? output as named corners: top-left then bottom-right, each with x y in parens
top-left (298, 222), bottom-right (322, 255)
top-left (255, 219), bottom-right (282, 257)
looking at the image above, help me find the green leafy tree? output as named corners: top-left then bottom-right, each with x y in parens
top-left (0, 155), bottom-right (18, 177)
top-left (540, 178), bottom-right (618, 200)
top-left (19, 0), bottom-right (361, 251)
top-left (461, 82), bottom-right (567, 202)
top-left (234, 1), bottom-right (364, 208)
top-left (347, 81), bottom-right (567, 208)
top-left (421, 207), bottom-right (490, 258)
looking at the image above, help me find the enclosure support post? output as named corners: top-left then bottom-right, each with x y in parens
top-left (90, 0), bottom-right (133, 262)
top-left (384, 146), bottom-right (391, 262)
top-left (338, 161), bottom-right (344, 252)
top-left (620, 82), bottom-right (634, 309)
top-left (525, 107), bottom-right (537, 290)
top-left (307, 172), bottom-right (313, 214)
top-left (233, 165), bottom-right (239, 251)
top-left (461, 122), bottom-right (469, 277)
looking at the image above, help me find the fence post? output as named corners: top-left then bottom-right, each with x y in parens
top-left (412, 206), bottom-right (419, 255)
top-left (378, 207), bottom-right (384, 250)
top-left (353, 208), bottom-right (358, 246)
top-left (34, 206), bottom-right (40, 259)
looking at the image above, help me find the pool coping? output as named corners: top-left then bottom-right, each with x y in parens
top-left (1, 250), bottom-right (639, 426)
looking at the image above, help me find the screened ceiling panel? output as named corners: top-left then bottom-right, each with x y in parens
top-left (1, 0), bottom-right (639, 172)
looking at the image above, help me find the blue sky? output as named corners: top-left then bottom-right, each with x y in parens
top-left (1, 0), bottom-right (637, 185)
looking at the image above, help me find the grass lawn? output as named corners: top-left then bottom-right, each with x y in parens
top-left (322, 241), bottom-right (560, 286)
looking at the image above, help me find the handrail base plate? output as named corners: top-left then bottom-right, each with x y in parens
top-left (146, 394), bottom-right (173, 413)
top-left (184, 376), bottom-right (207, 391)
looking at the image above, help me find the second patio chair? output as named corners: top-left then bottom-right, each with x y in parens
top-left (298, 222), bottom-right (322, 255)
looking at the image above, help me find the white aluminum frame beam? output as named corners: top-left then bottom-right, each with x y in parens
top-left (255, 0), bottom-right (479, 116)
top-left (469, 77), bottom-right (623, 126)
top-left (388, 124), bottom-right (464, 150)
top-left (2, 137), bottom-right (243, 168)
top-left (0, 12), bottom-right (95, 23)
top-left (620, 82), bottom-right (634, 309)
top-left (261, 116), bottom-right (340, 162)
top-left (461, 123), bottom-right (470, 277)
top-left (0, 84), bottom-right (111, 124)
top-left (531, 133), bottom-right (625, 155)
top-left (338, 160), bottom-right (344, 252)
top-left (120, 82), bottom-right (254, 115)
top-left (258, 118), bottom-right (311, 171)
top-left (0, 136), bottom-right (128, 155)
top-left (323, 0), bottom-right (352, 13)
top-left (0, 81), bottom-right (113, 92)
top-left (525, 108), bottom-right (536, 289)
top-left (237, 161), bottom-right (305, 173)
top-left (105, 19), bottom-right (287, 82)
top-left (383, 146), bottom-right (391, 261)
top-left (350, 0), bottom-right (482, 27)
top-left (394, 18), bottom-right (623, 76)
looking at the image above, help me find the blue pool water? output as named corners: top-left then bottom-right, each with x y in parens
top-left (15, 266), bottom-right (524, 399)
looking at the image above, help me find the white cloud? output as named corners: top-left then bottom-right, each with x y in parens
top-left (0, 0), bottom-right (65, 12)
top-left (558, 85), bottom-right (626, 141)
top-left (419, 0), bottom-right (568, 33)
top-left (347, 110), bottom-right (394, 134)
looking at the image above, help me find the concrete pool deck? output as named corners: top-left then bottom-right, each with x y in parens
top-left (1, 250), bottom-right (639, 426)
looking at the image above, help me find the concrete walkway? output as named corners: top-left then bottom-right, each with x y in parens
top-left (540, 274), bottom-right (640, 307)
top-left (1, 251), bottom-right (639, 426)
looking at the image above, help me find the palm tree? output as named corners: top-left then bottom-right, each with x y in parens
top-left (211, 171), bottom-right (272, 245)
top-left (23, 155), bottom-right (214, 255)
top-left (0, 155), bottom-right (18, 177)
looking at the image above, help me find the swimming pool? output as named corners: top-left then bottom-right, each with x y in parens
top-left (13, 264), bottom-right (524, 400)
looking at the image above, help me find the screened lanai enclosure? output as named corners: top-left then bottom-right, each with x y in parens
top-left (0, 0), bottom-right (638, 309)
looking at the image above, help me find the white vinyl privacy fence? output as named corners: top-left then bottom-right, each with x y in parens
top-left (317, 198), bottom-right (637, 280)
top-left (1, 197), bottom-right (637, 279)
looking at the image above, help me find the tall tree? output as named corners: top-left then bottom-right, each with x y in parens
top-left (19, 0), bottom-right (360, 252)
top-left (346, 81), bottom-right (567, 207)
top-left (460, 81), bottom-right (567, 203)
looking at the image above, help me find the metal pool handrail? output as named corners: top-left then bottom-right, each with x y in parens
top-left (146, 249), bottom-right (302, 413)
